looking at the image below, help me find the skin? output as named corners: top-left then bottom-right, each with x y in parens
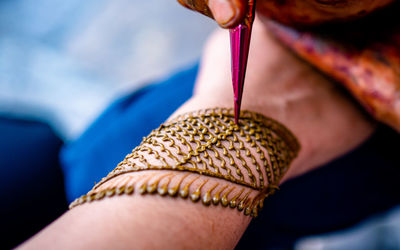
top-left (20, 20), bottom-right (374, 249)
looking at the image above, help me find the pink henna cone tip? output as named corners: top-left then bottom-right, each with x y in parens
top-left (230, 0), bottom-right (256, 124)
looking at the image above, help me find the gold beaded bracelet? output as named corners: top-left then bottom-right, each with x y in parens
top-left (70, 108), bottom-right (300, 217)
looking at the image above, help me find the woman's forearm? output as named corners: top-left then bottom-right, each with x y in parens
top-left (20, 101), bottom-right (300, 250)
top-left (24, 192), bottom-right (250, 249)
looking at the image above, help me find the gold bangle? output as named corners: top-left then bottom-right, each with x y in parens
top-left (70, 108), bottom-right (300, 217)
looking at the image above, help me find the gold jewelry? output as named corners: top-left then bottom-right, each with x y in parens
top-left (70, 108), bottom-right (300, 217)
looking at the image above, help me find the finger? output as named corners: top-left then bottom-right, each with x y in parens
top-left (208, 0), bottom-right (246, 28)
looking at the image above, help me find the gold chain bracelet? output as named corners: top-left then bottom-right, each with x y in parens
top-left (70, 108), bottom-right (300, 217)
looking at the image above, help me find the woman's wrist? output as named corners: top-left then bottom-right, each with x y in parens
top-left (180, 90), bottom-right (373, 183)
top-left (171, 97), bottom-right (309, 182)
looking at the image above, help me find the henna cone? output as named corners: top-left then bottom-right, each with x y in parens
top-left (230, 0), bottom-right (256, 124)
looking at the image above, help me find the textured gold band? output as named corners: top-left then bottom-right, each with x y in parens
top-left (70, 108), bottom-right (300, 217)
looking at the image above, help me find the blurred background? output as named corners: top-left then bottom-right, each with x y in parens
top-left (0, 0), bottom-right (216, 140)
top-left (2, 0), bottom-right (400, 249)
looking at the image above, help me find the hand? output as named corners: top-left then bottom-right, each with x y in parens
top-left (173, 19), bottom-right (375, 181)
top-left (176, 0), bottom-right (394, 28)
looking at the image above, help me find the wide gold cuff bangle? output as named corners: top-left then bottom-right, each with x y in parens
top-left (70, 108), bottom-right (300, 217)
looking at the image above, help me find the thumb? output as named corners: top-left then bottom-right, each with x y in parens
top-left (177, 0), bottom-right (246, 28)
top-left (208, 0), bottom-right (246, 28)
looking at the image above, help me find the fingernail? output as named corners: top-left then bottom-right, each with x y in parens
top-left (210, 0), bottom-right (237, 27)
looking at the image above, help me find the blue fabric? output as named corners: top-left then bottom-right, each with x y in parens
top-left (0, 116), bottom-right (67, 249)
top-left (61, 64), bottom-right (199, 201)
